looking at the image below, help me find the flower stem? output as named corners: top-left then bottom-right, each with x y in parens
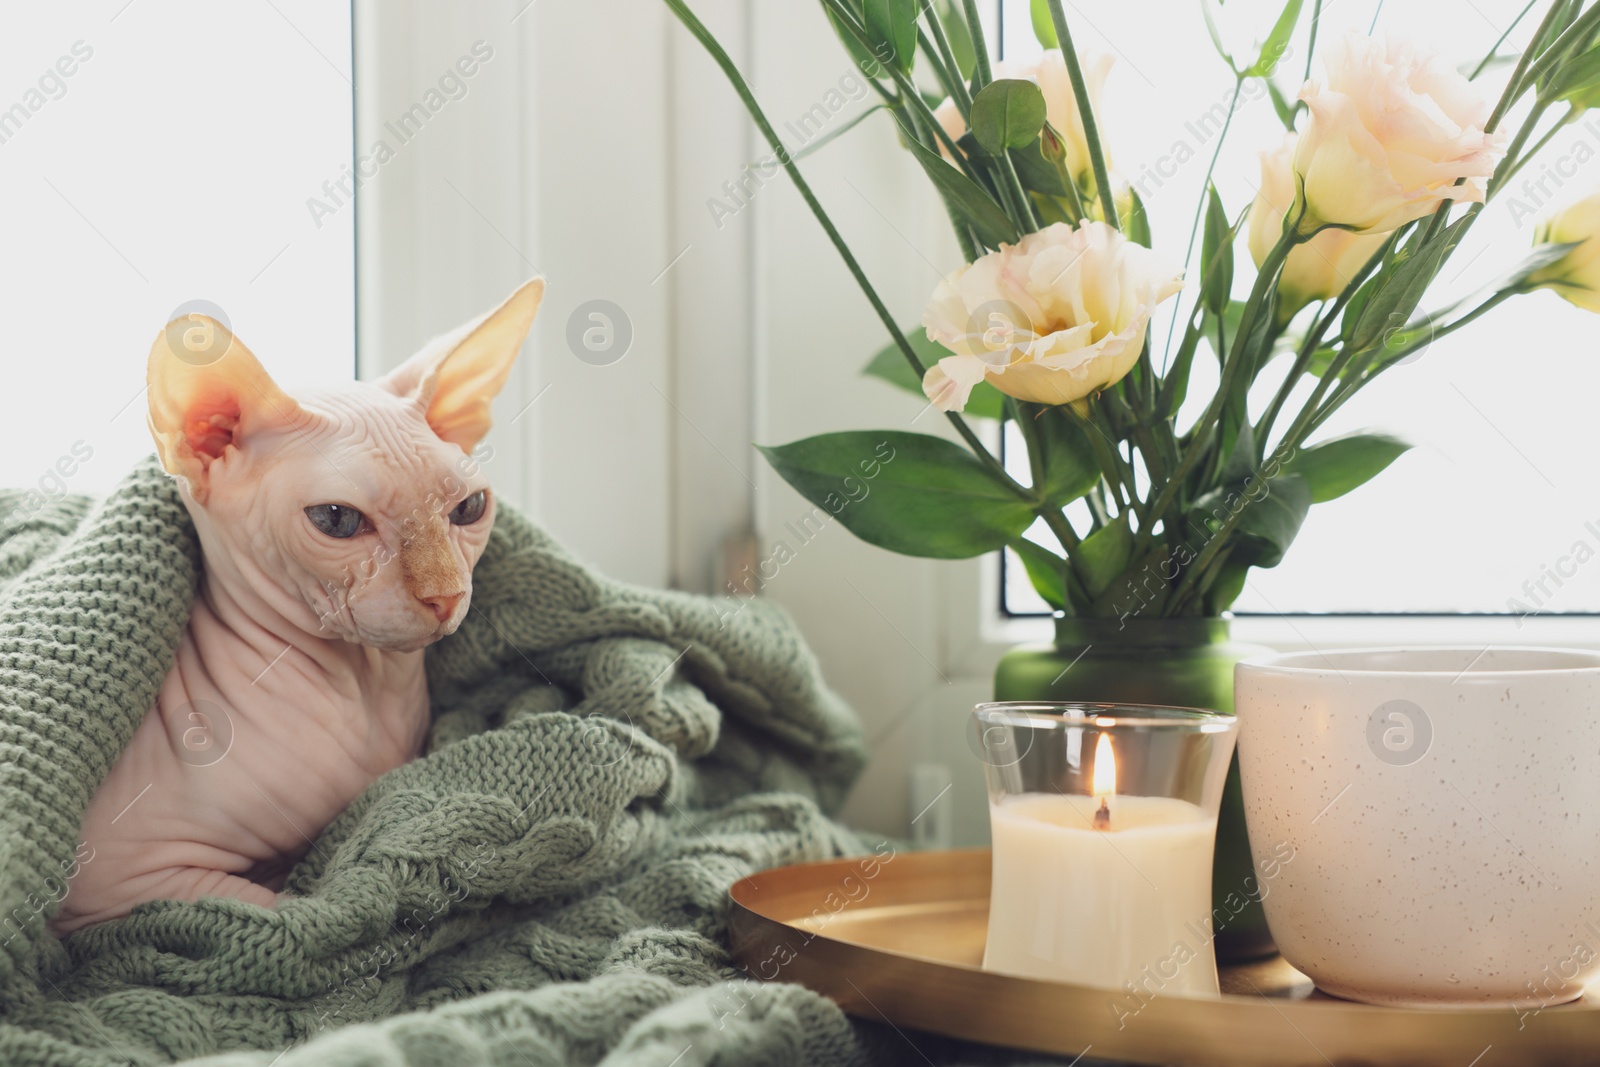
top-left (1162, 75), bottom-right (1244, 368)
top-left (1042, 0), bottom-right (1119, 229)
top-left (821, 0), bottom-right (988, 190)
top-left (1490, 1), bottom-right (1596, 132)
top-left (1304, 288), bottom-right (1521, 437)
top-left (1253, 229), bottom-right (1399, 456)
top-left (1076, 402), bottom-right (1137, 514)
top-left (1302, 0), bottom-right (1324, 83)
top-left (916, 26), bottom-right (962, 111)
top-left (922, 13), bottom-right (973, 117)
top-left (664, 0), bottom-right (1030, 500)
top-left (1470, 0), bottom-right (1537, 80)
top-left (959, 0), bottom-right (994, 85)
top-left (1495, 107), bottom-right (1573, 190)
top-left (1131, 227), bottom-right (1298, 559)
top-left (949, 0), bottom-right (1039, 234)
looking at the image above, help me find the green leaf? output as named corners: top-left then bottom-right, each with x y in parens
top-left (1346, 217), bottom-right (1471, 353)
top-left (1244, 0), bottom-right (1303, 76)
top-left (901, 134), bottom-right (1020, 249)
top-left (1158, 316), bottom-right (1203, 419)
top-left (1237, 475), bottom-right (1311, 567)
top-left (969, 79), bottom-right (1049, 155)
top-left (1159, 223), bottom-right (1240, 419)
top-left (1502, 239), bottom-right (1584, 289)
top-left (1221, 422), bottom-right (1258, 485)
top-left (1200, 0), bottom-right (1240, 73)
top-left (1265, 78), bottom-right (1298, 129)
top-left (1195, 474), bottom-right (1312, 569)
top-left (1545, 45), bottom-right (1600, 106)
top-left (791, 103), bottom-right (890, 162)
top-left (825, 4), bottom-right (887, 75)
top-left (934, 0), bottom-right (977, 79)
top-left (1281, 431), bottom-right (1412, 503)
top-left (1031, 191), bottom-right (1075, 227)
top-left (1201, 299), bottom-right (1247, 362)
top-left (1010, 136), bottom-right (1070, 198)
top-left (1305, 344), bottom-right (1337, 378)
top-left (1338, 268), bottom-right (1383, 347)
top-left (1122, 187), bottom-right (1152, 248)
top-left (758, 431), bottom-right (1035, 559)
top-left (862, 331), bottom-right (1007, 420)
top-left (1205, 560), bottom-right (1252, 613)
top-left (1535, 1), bottom-right (1591, 96)
top-left (1029, 0), bottom-right (1059, 48)
top-left (1010, 537), bottom-right (1068, 611)
top-left (1073, 513), bottom-right (1133, 597)
top-left (1033, 407), bottom-right (1100, 504)
top-left (864, 0), bottom-right (917, 74)
top-left (1201, 185), bottom-right (1234, 317)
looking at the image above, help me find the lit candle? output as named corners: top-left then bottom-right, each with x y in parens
top-left (983, 732), bottom-right (1221, 995)
top-left (1092, 732), bottom-right (1114, 830)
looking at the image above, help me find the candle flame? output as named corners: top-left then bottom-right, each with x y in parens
top-left (1091, 733), bottom-right (1116, 797)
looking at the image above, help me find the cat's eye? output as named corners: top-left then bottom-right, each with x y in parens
top-left (304, 503), bottom-right (368, 539)
top-left (449, 490), bottom-right (488, 526)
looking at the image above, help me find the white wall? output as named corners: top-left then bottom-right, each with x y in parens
top-left (0, 0), bottom-right (352, 495)
top-left (356, 0), bottom-right (676, 590)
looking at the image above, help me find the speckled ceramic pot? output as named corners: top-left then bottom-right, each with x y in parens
top-left (1234, 647), bottom-right (1600, 1009)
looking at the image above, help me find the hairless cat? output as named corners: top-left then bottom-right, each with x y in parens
top-left (52, 279), bottom-right (543, 934)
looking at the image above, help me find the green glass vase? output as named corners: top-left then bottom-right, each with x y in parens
top-left (992, 615), bottom-right (1277, 961)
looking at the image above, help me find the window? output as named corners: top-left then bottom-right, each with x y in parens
top-left (996, 0), bottom-right (1600, 617)
top-left (0, 3), bottom-right (353, 499)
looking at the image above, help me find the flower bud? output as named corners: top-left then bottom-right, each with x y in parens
top-left (1530, 193), bottom-right (1600, 313)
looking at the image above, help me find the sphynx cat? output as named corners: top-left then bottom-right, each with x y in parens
top-left (51, 279), bottom-right (544, 934)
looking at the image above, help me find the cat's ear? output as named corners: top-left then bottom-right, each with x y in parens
top-left (146, 317), bottom-right (309, 505)
top-left (377, 277), bottom-right (543, 452)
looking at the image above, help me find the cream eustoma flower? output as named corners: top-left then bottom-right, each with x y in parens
top-left (932, 50), bottom-right (1113, 181)
top-left (1295, 34), bottom-right (1505, 234)
top-left (921, 221), bottom-right (1183, 412)
top-left (1249, 133), bottom-right (1388, 311)
top-left (1530, 194), bottom-right (1600, 313)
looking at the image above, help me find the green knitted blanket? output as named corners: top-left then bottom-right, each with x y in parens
top-left (0, 456), bottom-right (897, 1067)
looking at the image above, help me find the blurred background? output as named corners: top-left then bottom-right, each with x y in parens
top-left (3, 0), bottom-right (1597, 844)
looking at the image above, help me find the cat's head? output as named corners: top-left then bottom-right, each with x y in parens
top-left (146, 279), bottom-right (543, 653)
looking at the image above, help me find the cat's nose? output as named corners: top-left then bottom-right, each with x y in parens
top-left (419, 593), bottom-right (462, 622)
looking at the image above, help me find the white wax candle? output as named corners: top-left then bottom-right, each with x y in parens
top-left (984, 792), bottom-right (1220, 995)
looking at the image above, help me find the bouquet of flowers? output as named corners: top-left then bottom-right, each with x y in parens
top-left (667, 0), bottom-right (1600, 620)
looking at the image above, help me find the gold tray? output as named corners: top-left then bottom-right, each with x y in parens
top-left (727, 848), bottom-right (1600, 1067)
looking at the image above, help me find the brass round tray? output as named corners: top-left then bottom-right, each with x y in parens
top-left (727, 847), bottom-right (1600, 1066)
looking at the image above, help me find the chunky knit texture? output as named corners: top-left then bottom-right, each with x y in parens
top-left (0, 456), bottom-right (894, 1066)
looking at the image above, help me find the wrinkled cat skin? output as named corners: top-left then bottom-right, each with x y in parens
top-left (51, 279), bottom-right (543, 934)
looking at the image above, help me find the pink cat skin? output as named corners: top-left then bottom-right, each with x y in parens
top-left (51, 279), bottom-right (543, 934)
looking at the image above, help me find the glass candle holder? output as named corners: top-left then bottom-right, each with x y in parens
top-left (970, 702), bottom-right (1238, 994)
